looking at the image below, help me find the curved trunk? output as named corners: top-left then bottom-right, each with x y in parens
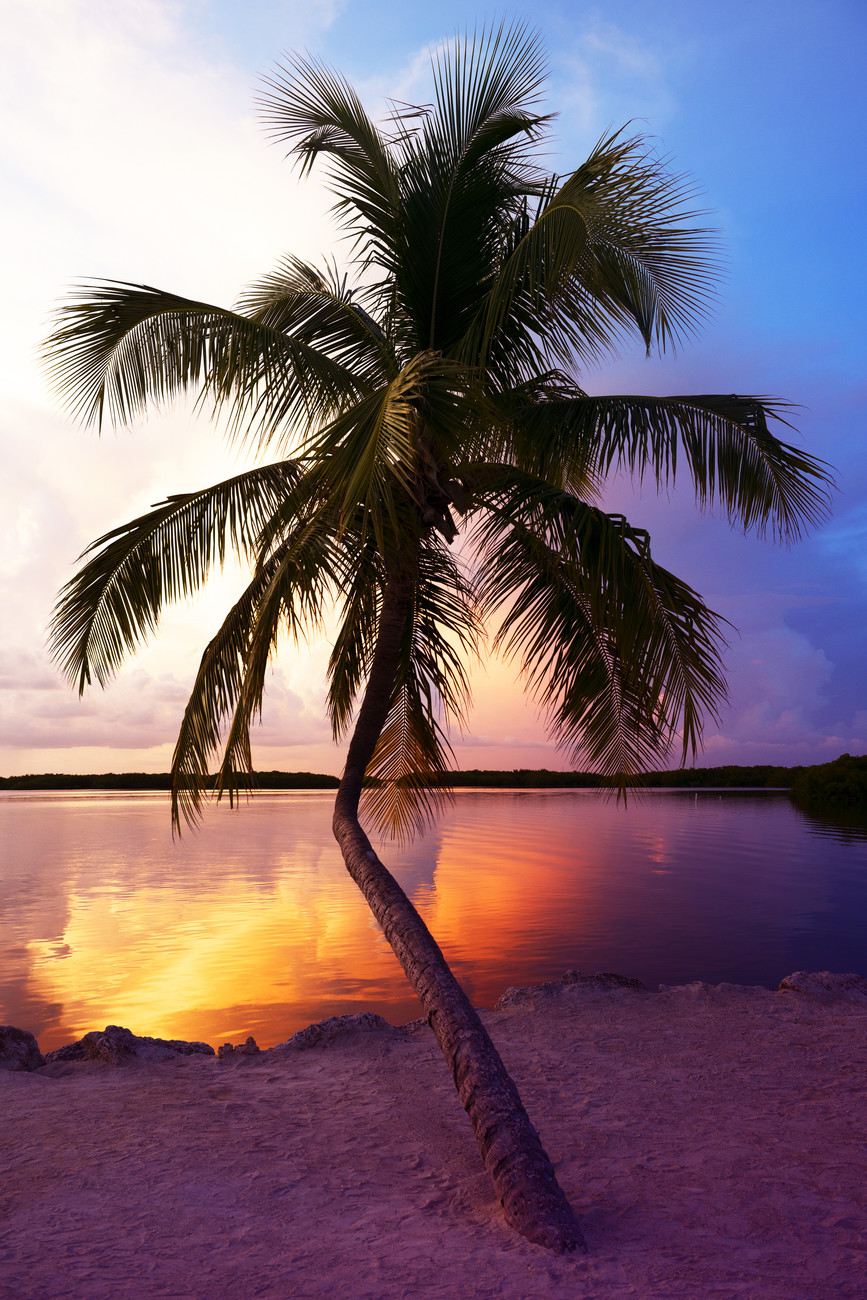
top-left (332, 570), bottom-right (585, 1254)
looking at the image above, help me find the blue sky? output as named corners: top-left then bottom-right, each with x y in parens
top-left (0, 0), bottom-right (864, 774)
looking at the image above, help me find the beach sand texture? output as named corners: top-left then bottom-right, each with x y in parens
top-left (1, 974), bottom-right (865, 1299)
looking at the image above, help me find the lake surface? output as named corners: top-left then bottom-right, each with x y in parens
top-left (2, 788), bottom-right (865, 1053)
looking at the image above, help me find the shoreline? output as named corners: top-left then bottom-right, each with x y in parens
top-left (2, 970), bottom-right (866, 1298)
top-left (0, 762), bottom-right (802, 790)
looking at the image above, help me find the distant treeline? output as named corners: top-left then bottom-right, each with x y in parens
top-left (0, 770), bottom-right (340, 791)
top-left (426, 765), bottom-right (799, 789)
top-left (0, 763), bottom-right (799, 792)
top-left (6, 759), bottom-right (867, 802)
top-left (790, 754), bottom-right (867, 807)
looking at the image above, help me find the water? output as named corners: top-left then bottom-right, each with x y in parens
top-left (1, 788), bottom-right (865, 1053)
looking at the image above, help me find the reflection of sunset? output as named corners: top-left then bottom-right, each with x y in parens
top-left (2, 789), bottom-right (854, 1054)
top-left (419, 817), bottom-right (598, 962)
top-left (23, 804), bottom-right (605, 1049)
top-left (26, 858), bottom-right (411, 1051)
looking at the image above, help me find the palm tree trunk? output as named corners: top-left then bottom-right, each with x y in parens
top-left (332, 569), bottom-right (585, 1254)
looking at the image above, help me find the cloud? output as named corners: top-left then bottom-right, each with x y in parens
top-left (0, 0), bottom-right (345, 775)
top-left (1, 1), bottom-right (338, 398)
top-left (0, 647), bottom-right (62, 693)
top-left (452, 733), bottom-right (557, 752)
top-left (0, 653), bottom-right (331, 755)
top-left (552, 18), bottom-right (678, 147)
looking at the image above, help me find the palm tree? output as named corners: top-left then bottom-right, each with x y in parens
top-left (44, 24), bottom-right (829, 1253)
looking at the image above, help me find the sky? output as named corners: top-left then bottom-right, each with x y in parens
top-left (1, 0), bottom-right (865, 778)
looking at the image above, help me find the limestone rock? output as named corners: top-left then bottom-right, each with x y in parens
top-left (217, 1036), bottom-right (260, 1058)
top-left (658, 981), bottom-right (775, 1003)
top-left (779, 971), bottom-right (867, 1004)
top-left (44, 1026), bottom-right (215, 1065)
top-left (495, 970), bottom-right (645, 1010)
top-left (272, 1012), bottom-right (400, 1052)
top-left (0, 1026), bottom-right (45, 1072)
top-left (401, 1016), bottom-right (431, 1035)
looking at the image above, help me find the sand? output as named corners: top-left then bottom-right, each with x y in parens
top-left (1, 974), bottom-right (866, 1299)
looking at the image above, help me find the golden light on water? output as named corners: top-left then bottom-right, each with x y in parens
top-left (21, 803), bottom-right (417, 1051)
top-left (2, 788), bottom-right (848, 1054)
top-left (9, 790), bottom-right (612, 1051)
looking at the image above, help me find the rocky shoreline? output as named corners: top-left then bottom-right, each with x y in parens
top-left (4, 968), bottom-right (866, 1075)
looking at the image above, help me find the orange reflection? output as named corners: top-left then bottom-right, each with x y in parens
top-left (10, 791), bottom-right (625, 1050)
top-left (25, 860), bottom-right (415, 1051)
top-left (3, 788), bottom-right (831, 1054)
top-left (407, 794), bottom-right (618, 990)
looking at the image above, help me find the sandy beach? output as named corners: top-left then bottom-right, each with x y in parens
top-left (2, 971), bottom-right (865, 1299)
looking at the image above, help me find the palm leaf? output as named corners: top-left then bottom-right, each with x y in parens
top-left (400, 22), bottom-right (551, 351)
top-left (236, 256), bottom-right (395, 383)
top-left (512, 392), bottom-right (832, 539)
top-left (50, 462), bottom-right (299, 692)
top-left (360, 540), bottom-right (479, 838)
top-left (327, 527), bottom-right (384, 740)
top-left (172, 508), bottom-right (341, 830)
top-left (170, 548), bottom-right (287, 830)
top-left (259, 55), bottom-right (400, 271)
top-left (43, 281), bottom-right (367, 445)
top-left (548, 129), bottom-right (719, 353)
top-left (306, 351), bottom-right (476, 550)
top-left (474, 476), bottom-right (727, 778)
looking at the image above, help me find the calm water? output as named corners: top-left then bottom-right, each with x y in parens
top-left (1, 788), bottom-right (865, 1053)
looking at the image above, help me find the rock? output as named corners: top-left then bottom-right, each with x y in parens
top-left (218, 1036), bottom-right (260, 1058)
top-left (272, 1013), bottom-right (400, 1052)
top-left (779, 971), bottom-right (867, 1005)
top-left (44, 1026), bottom-right (215, 1065)
top-left (0, 1026), bottom-right (45, 1072)
top-left (658, 981), bottom-right (774, 1003)
top-left (495, 970), bottom-right (646, 1010)
top-left (158, 1038), bottom-right (216, 1057)
top-left (89, 1026), bottom-right (137, 1063)
top-left (401, 1016), bottom-right (431, 1035)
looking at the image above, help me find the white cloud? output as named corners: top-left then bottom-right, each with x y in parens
top-left (0, 653), bottom-right (331, 756)
top-left (552, 18), bottom-right (678, 150)
top-left (700, 618), bottom-right (865, 764)
top-left (0, 0), bottom-right (344, 775)
top-left (1, 0), bottom-right (338, 405)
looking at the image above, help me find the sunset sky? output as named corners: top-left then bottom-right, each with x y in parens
top-left (2, 0), bottom-right (864, 778)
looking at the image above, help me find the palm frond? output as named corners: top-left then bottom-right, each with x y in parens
top-left (172, 509), bottom-right (340, 830)
top-left (458, 129), bottom-right (718, 375)
top-left (403, 21), bottom-right (551, 350)
top-left (513, 393), bottom-right (832, 540)
top-left (327, 528), bottom-right (384, 740)
top-left (473, 476), bottom-right (727, 779)
top-left (306, 351), bottom-right (475, 549)
top-left (170, 549), bottom-right (284, 831)
top-left (49, 462), bottom-right (299, 693)
top-left (427, 21), bottom-right (548, 161)
top-left (550, 129), bottom-right (719, 354)
top-left (259, 55), bottom-right (400, 269)
top-left (236, 255), bottom-right (395, 383)
top-left (360, 541), bottom-right (480, 838)
top-left (458, 196), bottom-right (603, 372)
top-left (43, 281), bottom-right (366, 445)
